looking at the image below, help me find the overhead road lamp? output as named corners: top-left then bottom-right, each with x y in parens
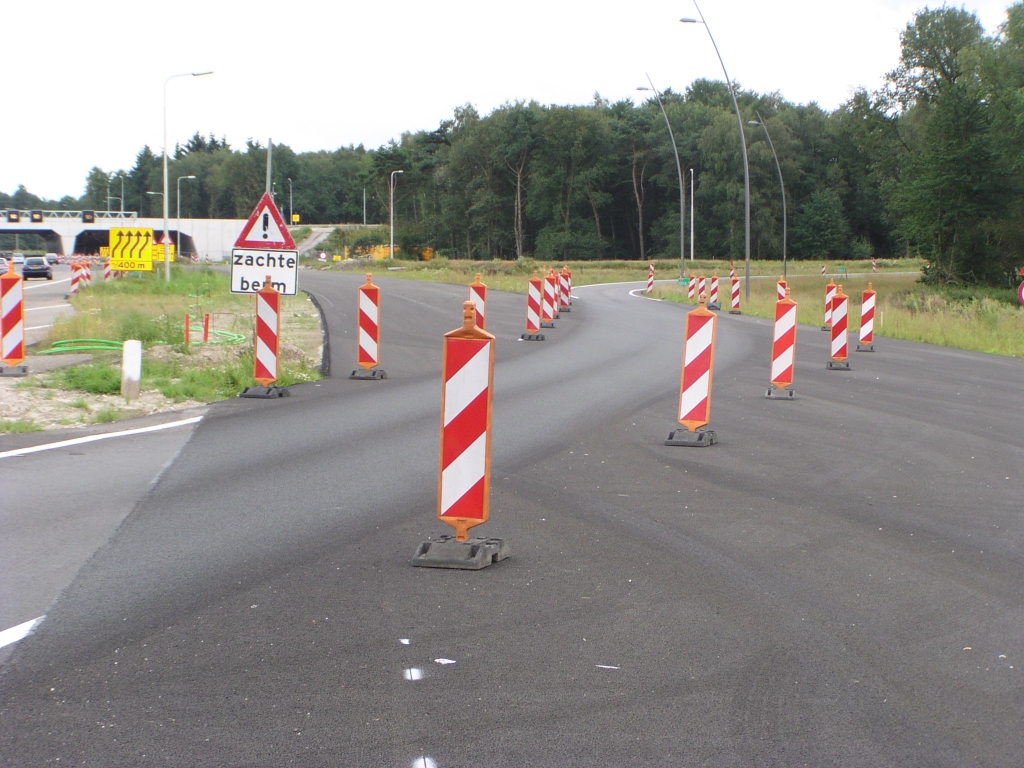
top-left (681, 4), bottom-right (751, 298)
top-left (389, 170), bottom-right (404, 260)
top-left (638, 76), bottom-right (687, 275)
top-left (177, 175), bottom-right (196, 263)
top-left (748, 113), bottom-right (787, 279)
top-left (163, 70), bottom-right (213, 282)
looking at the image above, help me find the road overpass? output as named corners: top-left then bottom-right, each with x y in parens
top-left (1, 209), bottom-right (246, 261)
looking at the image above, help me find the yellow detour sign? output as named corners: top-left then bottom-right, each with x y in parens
top-left (151, 243), bottom-right (177, 262)
top-left (109, 228), bottom-right (154, 272)
top-left (99, 246), bottom-right (110, 257)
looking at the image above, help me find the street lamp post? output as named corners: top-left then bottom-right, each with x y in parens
top-left (638, 77), bottom-right (687, 275)
top-left (748, 112), bottom-right (787, 278)
top-left (177, 175), bottom-right (196, 263)
top-left (287, 178), bottom-right (293, 228)
top-left (690, 168), bottom-right (695, 262)
top-left (682, 4), bottom-right (751, 298)
top-left (163, 71), bottom-right (212, 282)
top-left (389, 170), bottom-right (403, 260)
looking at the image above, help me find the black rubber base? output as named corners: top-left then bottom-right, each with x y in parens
top-left (707, 302), bottom-right (722, 311)
top-left (0, 364), bottom-right (28, 377)
top-left (821, 326), bottom-right (831, 332)
top-left (559, 307), bottom-right (571, 313)
top-left (665, 428), bottom-right (716, 447)
top-left (350, 369), bottom-right (387, 380)
top-left (520, 333), bottom-right (545, 341)
top-left (239, 386), bottom-right (290, 399)
top-left (540, 322), bottom-right (555, 329)
top-left (411, 535), bottom-right (510, 570)
top-left (728, 310), bottom-right (742, 315)
top-left (765, 387), bottom-right (796, 399)
top-left (826, 360), bottom-right (852, 371)
top-left (856, 344), bottom-right (875, 352)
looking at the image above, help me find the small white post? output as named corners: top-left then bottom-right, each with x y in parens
top-left (121, 340), bottom-right (142, 402)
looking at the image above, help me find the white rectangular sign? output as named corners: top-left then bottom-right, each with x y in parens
top-left (230, 249), bottom-right (299, 295)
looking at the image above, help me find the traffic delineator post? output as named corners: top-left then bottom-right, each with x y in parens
top-left (708, 274), bottom-right (721, 310)
top-left (687, 273), bottom-right (697, 301)
top-left (871, 258), bottom-right (877, 273)
top-left (827, 284), bottom-right (851, 370)
top-left (821, 278), bottom-right (837, 331)
top-left (350, 273), bottom-right (387, 380)
top-left (766, 288), bottom-right (797, 399)
top-left (521, 271), bottom-right (545, 341)
top-left (541, 269), bottom-right (558, 326)
top-left (559, 266), bottom-right (571, 312)
top-left (103, 261), bottom-right (112, 281)
top-left (240, 276), bottom-right (291, 398)
top-left (729, 262), bottom-right (741, 314)
top-left (856, 283), bottom-right (876, 352)
top-left (469, 273), bottom-right (487, 330)
top-left (1, 268), bottom-right (27, 376)
top-left (666, 296), bottom-right (718, 447)
top-left (821, 264), bottom-right (826, 276)
top-left (777, 276), bottom-right (787, 301)
top-left (413, 300), bottom-right (509, 570)
top-left (203, 313), bottom-right (211, 343)
top-left (646, 263), bottom-right (655, 294)
top-left (698, 274), bottom-right (706, 300)
top-left (69, 263), bottom-right (80, 295)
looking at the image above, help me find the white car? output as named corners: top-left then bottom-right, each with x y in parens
top-left (0, 257), bottom-right (8, 273)
top-left (11, 253), bottom-right (25, 264)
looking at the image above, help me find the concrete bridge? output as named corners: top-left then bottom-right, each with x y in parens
top-left (1, 209), bottom-right (246, 261)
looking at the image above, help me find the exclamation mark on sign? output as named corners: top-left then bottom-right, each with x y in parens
top-left (262, 213), bottom-right (269, 239)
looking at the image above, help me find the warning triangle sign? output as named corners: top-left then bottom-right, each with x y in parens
top-left (234, 192), bottom-right (296, 249)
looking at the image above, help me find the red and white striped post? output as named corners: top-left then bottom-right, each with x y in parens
top-left (871, 258), bottom-right (877, 273)
top-left (1, 268), bottom-right (26, 375)
top-left (559, 266), bottom-right (571, 312)
top-left (521, 271), bottom-right (544, 341)
top-left (708, 274), bottom-right (720, 309)
top-left (698, 274), bottom-right (706, 299)
top-left (766, 288), bottom-right (797, 398)
top-left (777, 276), bottom-right (787, 301)
top-left (254, 277), bottom-right (280, 386)
top-left (646, 263), bottom-right (655, 294)
top-left (103, 261), bottom-right (112, 281)
top-left (822, 278), bottom-right (837, 331)
top-left (821, 264), bottom-right (827, 276)
top-left (687, 273), bottom-right (697, 301)
top-left (438, 301), bottom-right (495, 541)
top-left (857, 283), bottom-right (876, 352)
top-left (469, 273), bottom-right (487, 330)
top-left (729, 262), bottom-right (741, 314)
top-left (666, 297), bottom-right (718, 447)
top-left (84, 263), bottom-right (93, 288)
top-left (541, 269), bottom-right (557, 327)
top-left (827, 285), bottom-right (851, 370)
top-left (351, 273), bottom-right (386, 379)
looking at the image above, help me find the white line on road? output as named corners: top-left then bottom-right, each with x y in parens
top-left (0, 616), bottom-right (45, 650)
top-left (25, 324), bottom-right (54, 331)
top-left (0, 416), bottom-right (203, 460)
top-left (24, 278), bottom-right (71, 290)
top-left (26, 304), bottom-right (70, 312)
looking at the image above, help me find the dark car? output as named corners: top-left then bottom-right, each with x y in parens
top-left (22, 256), bottom-right (53, 280)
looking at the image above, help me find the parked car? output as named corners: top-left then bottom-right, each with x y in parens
top-left (45, 253), bottom-right (59, 265)
top-left (11, 253), bottom-right (25, 264)
top-left (21, 256), bottom-right (53, 280)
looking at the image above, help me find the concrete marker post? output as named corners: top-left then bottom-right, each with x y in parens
top-left (121, 340), bottom-right (142, 403)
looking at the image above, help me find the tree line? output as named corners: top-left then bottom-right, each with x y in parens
top-left (4, 5), bottom-right (1024, 285)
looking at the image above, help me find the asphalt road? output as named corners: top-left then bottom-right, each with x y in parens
top-left (1, 270), bottom-right (1022, 766)
top-left (19, 264), bottom-right (76, 346)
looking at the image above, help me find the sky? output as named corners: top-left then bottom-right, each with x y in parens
top-left (3, 0), bottom-right (1017, 202)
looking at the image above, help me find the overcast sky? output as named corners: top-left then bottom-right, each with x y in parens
top-left (3, 0), bottom-right (1016, 202)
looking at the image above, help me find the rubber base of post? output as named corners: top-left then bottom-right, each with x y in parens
top-left (665, 428), bottom-right (716, 447)
top-left (856, 344), bottom-right (875, 352)
top-left (349, 369), bottom-right (387, 380)
top-left (826, 360), bottom-right (851, 371)
top-left (728, 310), bottom-right (742, 315)
top-left (520, 333), bottom-right (545, 341)
top-left (820, 325), bottom-right (831, 332)
top-left (765, 387), bottom-right (796, 399)
top-left (707, 302), bottom-right (722, 311)
top-left (411, 535), bottom-right (511, 570)
top-left (0, 364), bottom-right (28, 377)
top-left (559, 307), bottom-right (571, 313)
top-left (239, 386), bottom-right (291, 398)
top-left (540, 322), bottom-right (555, 329)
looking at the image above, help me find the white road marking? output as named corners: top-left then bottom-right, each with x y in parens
top-left (0, 416), bottom-right (203, 460)
top-left (24, 277), bottom-right (71, 290)
top-left (25, 324), bottom-right (54, 331)
top-left (0, 616), bottom-right (45, 649)
top-left (25, 304), bottom-right (70, 312)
